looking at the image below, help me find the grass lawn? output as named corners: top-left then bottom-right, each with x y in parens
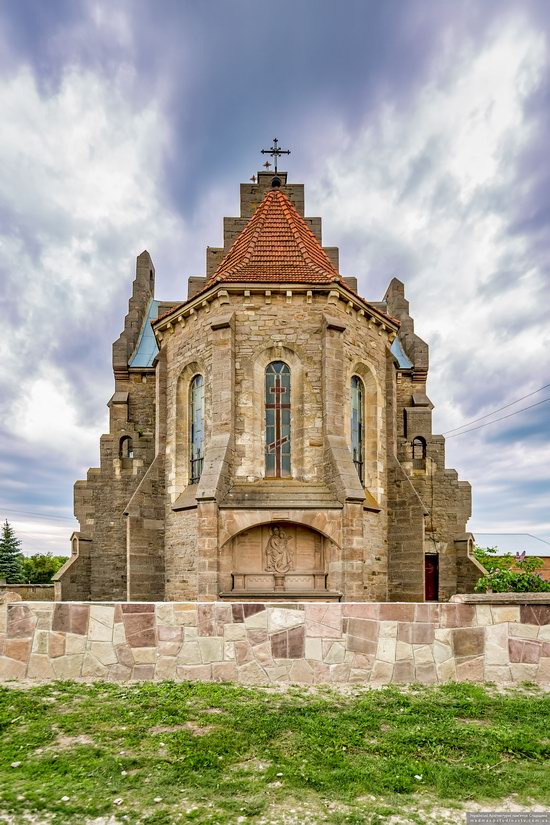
top-left (0, 681), bottom-right (549, 824)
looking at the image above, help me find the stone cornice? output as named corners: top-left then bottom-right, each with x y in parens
top-left (152, 282), bottom-right (399, 346)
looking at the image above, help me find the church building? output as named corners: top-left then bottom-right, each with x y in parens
top-left (55, 156), bottom-right (479, 604)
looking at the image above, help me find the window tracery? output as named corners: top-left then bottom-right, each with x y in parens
top-left (190, 374), bottom-right (204, 483)
top-left (265, 361), bottom-right (291, 477)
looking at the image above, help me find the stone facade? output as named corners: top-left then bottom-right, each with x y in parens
top-left (2, 599), bottom-right (550, 685)
top-left (55, 170), bottom-right (478, 603)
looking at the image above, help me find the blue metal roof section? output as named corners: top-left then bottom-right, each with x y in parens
top-left (391, 336), bottom-right (414, 369)
top-left (129, 299), bottom-right (160, 368)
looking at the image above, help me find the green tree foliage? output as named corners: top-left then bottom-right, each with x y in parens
top-left (474, 545), bottom-right (550, 593)
top-left (22, 553), bottom-right (67, 584)
top-left (0, 520), bottom-right (25, 583)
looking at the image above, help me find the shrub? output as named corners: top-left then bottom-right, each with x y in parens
top-left (474, 545), bottom-right (550, 593)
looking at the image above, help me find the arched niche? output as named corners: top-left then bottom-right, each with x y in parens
top-left (219, 520), bottom-right (338, 595)
top-left (247, 344), bottom-right (305, 481)
top-left (174, 360), bottom-right (206, 494)
top-left (346, 361), bottom-right (383, 498)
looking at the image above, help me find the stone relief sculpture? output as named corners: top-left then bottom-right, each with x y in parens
top-left (265, 526), bottom-right (293, 574)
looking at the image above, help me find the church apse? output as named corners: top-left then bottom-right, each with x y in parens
top-left (56, 156), bottom-right (478, 603)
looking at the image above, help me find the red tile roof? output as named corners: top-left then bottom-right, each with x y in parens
top-left (206, 188), bottom-right (342, 285)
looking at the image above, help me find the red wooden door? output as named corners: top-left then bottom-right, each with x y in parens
top-left (424, 554), bottom-right (439, 601)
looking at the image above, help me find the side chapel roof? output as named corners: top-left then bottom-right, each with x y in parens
top-left (206, 187), bottom-right (342, 286)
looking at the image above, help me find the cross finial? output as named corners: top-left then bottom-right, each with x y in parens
top-left (261, 137), bottom-right (291, 174)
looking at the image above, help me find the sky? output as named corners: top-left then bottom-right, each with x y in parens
top-left (0, 0), bottom-right (549, 557)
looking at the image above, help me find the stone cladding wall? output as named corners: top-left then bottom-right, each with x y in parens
top-left (2, 600), bottom-right (549, 685)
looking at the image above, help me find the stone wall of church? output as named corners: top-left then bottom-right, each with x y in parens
top-left (157, 285), bottom-right (398, 602)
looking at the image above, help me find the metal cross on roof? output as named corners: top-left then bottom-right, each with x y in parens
top-left (261, 138), bottom-right (291, 173)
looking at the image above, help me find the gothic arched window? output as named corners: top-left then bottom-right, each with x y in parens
top-left (189, 374), bottom-right (204, 483)
top-left (351, 375), bottom-right (364, 484)
top-left (265, 361), bottom-right (291, 477)
top-left (119, 436), bottom-right (133, 460)
top-left (412, 436), bottom-right (426, 469)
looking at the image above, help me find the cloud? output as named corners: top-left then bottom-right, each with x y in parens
top-left (0, 63), bottom-right (188, 551)
top-left (308, 16), bottom-right (550, 540)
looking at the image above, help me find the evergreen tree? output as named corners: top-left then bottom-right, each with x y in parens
top-left (0, 520), bottom-right (25, 583)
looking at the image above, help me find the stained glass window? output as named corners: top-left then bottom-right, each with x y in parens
top-left (351, 376), bottom-right (364, 484)
top-left (265, 361), bottom-right (291, 477)
top-left (189, 374), bottom-right (204, 484)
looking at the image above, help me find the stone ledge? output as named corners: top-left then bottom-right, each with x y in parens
top-left (451, 593), bottom-right (550, 605)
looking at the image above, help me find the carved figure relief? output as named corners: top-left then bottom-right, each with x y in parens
top-left (265, 526), bottom-right (293, 573)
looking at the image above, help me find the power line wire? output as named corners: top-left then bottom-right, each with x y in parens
top-left (443, 382), bottom-right (550, 435)
top-left (0, 507), bottom-right (75, 523)
top-left (446, 396), bottom-right (550, 438)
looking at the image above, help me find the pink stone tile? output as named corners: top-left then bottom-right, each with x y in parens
top-left (509, 639), bottom-right (541, 664)
top-left (397, 623), bottom-right (435, 645)
top-left (48, 633), bottom-right (66, 658)
top-left (440, 604), bottom-right (476, 628)
top-left (330, 663), bottom-right (351, 683)
top-left (541, 642), bottom-right (550, 657)
top-left (520, 605), bottom-right (550, 626)
top-left (346, 618), bottom-right (378, 641)
top-left (247, 629), bottom-right (268, 645)
top-left (287, 626), bottom-right (305, 659)
top-left (212, 662), bottom-right (238, 682)
top-left (305, 604), bottom-right (327, 624)
top-left (131, 664), bottom-right (155, 680)
top-left (176, 664), bottom-right (212, 681)
top-left (4, 638), bottom-right (31, 663)
top-left (214, 604), bottom-right (233, 623)
top-left (234, 641), bottom-right (253, 666)
top-left (231, 604), bottom-right (244, 623)
top-left (379, 603), bottom-right (415, 622)
top-left (393, 660), bottom-right (415, 682)
top-left (456, 656), bottom-right (484, 682)
top-left (415, 663), bottom-right (437, 684)
top-left (243, 604), bottom-right (265, 618)
top-left (312, 661), bottom-right (331, 683)
top-left (123, 614), bottom-right (156, 648)
top-left (121, 604), bottom-right (155, 613)
top-left (347, 636), bottom-right (377, 655)
top-left (415, 604), bottom-right (440, 623)
top-left (342, 604), bottom-right (380, 620)
top-left (157, 625), bottom-right (183, 642)
top-left (7, 605), bottom-right (36, 638)
top-left (70, 605), bottom-right (90, 636)
top-left (306, 621), bottom-right (342, 639)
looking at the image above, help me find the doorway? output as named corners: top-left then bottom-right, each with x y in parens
top-left (424, 554), bottom-right (439, 601)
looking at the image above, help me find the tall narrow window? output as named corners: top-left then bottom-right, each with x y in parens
top-left (351, 376), bottom-right (364, 484)
top-left (412, 436), bottom-right (426, 469)
top-left (189, 374), bottom-right (204, 484)
top-left (119, 436), bottom-right (133, 460)
top-left (265, 361), bottom-right (291, 477)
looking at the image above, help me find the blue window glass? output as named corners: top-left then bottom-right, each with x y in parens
top-left (351, 376), bottom-right (364, 484)
top-left (190, 374), bottom-right (204, 483)
top-left (265, 361), bottom-right (291, 477)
